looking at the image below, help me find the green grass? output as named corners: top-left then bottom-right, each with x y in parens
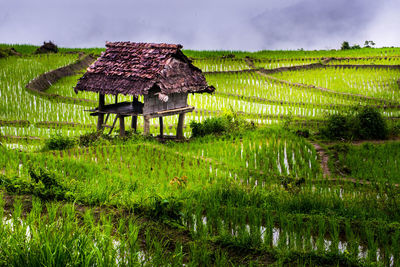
top-left (1, 45), bottom-right (400, 265)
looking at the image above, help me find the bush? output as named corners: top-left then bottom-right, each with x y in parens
top-left (147, 195), bottom-right (183, 223)
top-left (43, 133), bottom-right (75, 151)
top-left (321, 107), bottom-right (388, 140)
top-left (190, 117), bottom-right (227, 137)
top-left (28, 165), bottom-right (73, 200)
top-left (190, 113), bottom-right (254, 138)
top-left (388, 121), bottom-right (400, 137)
top-left (355, 107), bottom-right (388, 139)
top-left (0, 165), bottom-right (73, 201)
top-left (78, 131), bottom-right (101, 147)
top-left (322, 114), bottom-right (351, 140)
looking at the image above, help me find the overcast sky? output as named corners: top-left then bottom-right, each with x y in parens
top-left (1, 0), bottom-right (399, 51)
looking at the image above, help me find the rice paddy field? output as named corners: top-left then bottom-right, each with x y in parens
top-left (0, 44), bottom-right (400, 266)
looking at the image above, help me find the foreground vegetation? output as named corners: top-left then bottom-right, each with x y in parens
top-left (0, 43), bottom-right (399, 266)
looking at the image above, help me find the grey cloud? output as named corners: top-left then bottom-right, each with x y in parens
top-left (0, 0), bottom-right (397, 50)
top-left (251, 0), bottom-right (381, 49)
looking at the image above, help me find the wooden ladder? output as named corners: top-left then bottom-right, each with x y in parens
top-left (101, 114), bottom-right (119, 134)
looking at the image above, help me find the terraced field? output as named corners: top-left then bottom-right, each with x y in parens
top-left (0, 44), bottom-right (400, 266)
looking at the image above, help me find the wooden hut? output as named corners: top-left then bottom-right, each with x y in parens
top-left (74, 42), bottom-right (214, 138)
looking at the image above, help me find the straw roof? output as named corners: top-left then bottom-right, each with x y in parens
top-left (74, 42), bottom-right (214, 96)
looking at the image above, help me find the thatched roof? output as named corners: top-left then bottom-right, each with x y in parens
top-left (74, 42), bottom-right (214, 96)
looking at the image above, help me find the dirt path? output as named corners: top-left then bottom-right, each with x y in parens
top-left (25, 53), bottom-right (97, 106)
top-left (244, 57), bottom-right (256, 69)
top-left (310, 142), bottom-right (331, 178)
top-left (310, 139), bottom-right (400, 186)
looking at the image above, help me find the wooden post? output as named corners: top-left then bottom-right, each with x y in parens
top-left (131, 116), bottom-right (137, 132)
top-left (176, 113), bottom-right (185, 139)
top-left (131, 96), bottom-right (138, 133)
top-left (97, 93), bottom-right (105, 131)
top-left (143, 115), bottom-right (150, 135)
top-left (119, 115), bottom-right (125, 137)
top-left (159, 116), bottom-right (164, 137)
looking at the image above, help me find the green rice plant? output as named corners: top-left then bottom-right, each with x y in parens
top-left (328, 56), bottom-right (400, 66)
top-left (328, 218), bottom-right (340, 254)
top-left (1, 45), bottom-right (400, 265)
top-left (270, 67), bottom-right (400, 102)
top-left (192, 58), bottom-right (250, 72)
top-left (335, 142), bottom-right (400, 183)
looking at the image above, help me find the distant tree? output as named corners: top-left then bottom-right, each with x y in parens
top-left (351, 44), bottom-right (361, 49)
top-left (364, 40), bottom-right (376, 48)
top-left (341, 41), bottom-right (350, 50)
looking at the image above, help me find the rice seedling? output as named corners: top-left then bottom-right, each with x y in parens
top-left (1, 47), bottom-right (400, 265)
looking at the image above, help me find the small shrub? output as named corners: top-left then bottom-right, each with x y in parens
top-left (78, 131), bottom-right (101, 147)
top-left (0, 174), bottom-right (32, 194)
top-left (0, 165), bottom-right (73, 201)
top-left (322, 113), bottom-right (351, 140)
top-left (43, 133), bottom-right (75, 151)
top-left (279, 176), bottom-right (305, 194)
top-left (388, 121), bottom-right (400, 137)
top-left (355, 107), bottom-right (388, 140)
top-left (30, 165), bottom-right (73, 200)
top-left (147, 195), bottom-right (183, 223)
top-left (190, 117), bottom-right (227, 137)
top-left (190, 113), bottom-right (253, 138)
top-left (295, 129), bottom-right (310, 138)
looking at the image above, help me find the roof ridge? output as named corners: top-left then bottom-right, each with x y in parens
top-left (105, 41), bottom-right (182, 49)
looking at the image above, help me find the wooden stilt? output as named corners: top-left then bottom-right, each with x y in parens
top-left (131, 116), bottom-right (137, 132)
top-left (132, 96), bottom-right (138, 133)
top-left (176, 113), bottom-right (185, 139)
top-left (159, 116), bottom-right (164, 137)
top-left (143, 115), bottom-right (150, 135)
top-left (119, 115), bottom-right (125, 137)
top-left (97, 93), bottom-right (105, 131)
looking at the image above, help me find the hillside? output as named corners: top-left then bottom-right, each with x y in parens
top-left (0, 44), bottom-right (399, 266)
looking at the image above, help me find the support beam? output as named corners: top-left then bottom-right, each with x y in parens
top-left (119, 115), bottom-right (125, 137)
top-left (97, 93), bottom-right (105, 131)
top-left (143, 115), bottom-right (150, 135)
top-left (131, 116), bottom-right (137, 132)
top-left (176, 113), bottom-right (185, 139)
top-left (159, 117), bottom-right (164, 137)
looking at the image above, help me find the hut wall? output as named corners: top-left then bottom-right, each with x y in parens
top-left (143, 93), bottom-right (188, 115)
